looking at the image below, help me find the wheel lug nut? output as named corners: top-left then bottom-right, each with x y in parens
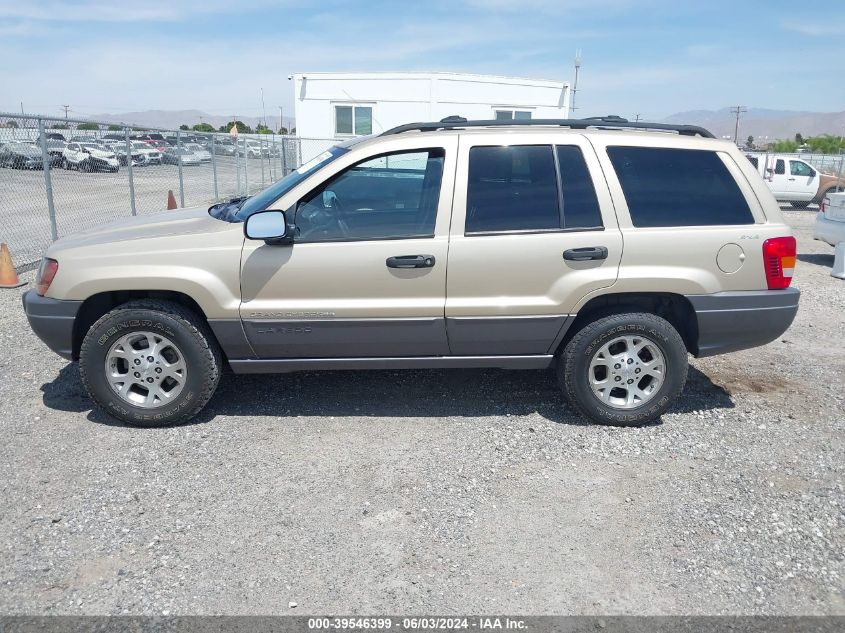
top-left (155, 367), bottom-right (162, 373)
top-left (134, 372), bottom-right (141, 378)
top-left (134, 359), bottom-right (141, 365)
top-left (614, 363), bottom-right (621, 369)
top-left (146, 377), bottom-right (154, 383)
top-left (627, 358), bottom-right (633, 364)
top-left (627, 379), bottom-right (634, 384)
top-left (615, 376), bottom-right (621, 382)
top-left (147, 356), bottom-right (154, 362)
top-left (635, 368), bottom-right (641, 374)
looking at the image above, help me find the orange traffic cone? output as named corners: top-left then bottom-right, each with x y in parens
top-left (167, 190), bottom-right (178, 210)
top-left (0, 243), bottom-right (25, 289)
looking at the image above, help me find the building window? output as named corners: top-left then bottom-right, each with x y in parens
top-left (494, 109), bottom-right (532, 121)
top-left (335, 105), bottom-right (373, 136)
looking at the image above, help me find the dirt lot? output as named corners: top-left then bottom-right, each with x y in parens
top-left (0, 210), bottom-right (842, 615)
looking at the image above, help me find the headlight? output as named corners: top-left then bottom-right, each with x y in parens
top-left (35, 258), bottom-right (59, 296)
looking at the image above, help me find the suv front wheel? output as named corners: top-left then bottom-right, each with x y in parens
top-left (558, 313), bottom-right (688, 426)
top-left (79, 300), bottom-right (222, 427)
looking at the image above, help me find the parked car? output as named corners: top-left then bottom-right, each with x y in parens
top-left (0, 142), bottom-right (44, 169)
top-left (213, 139), bottom-right (236, 156)
top-left (239, 139), bottom-right (267, 158)
top-left (746, 153), bottom-right (845, 208)
top-left (161, 147), bottom-right (201, 166)
top-left (22, 116), bottom-right (800, 427)
top-left (144, 140), bottom-right (169, 153)
top-left (44, 139), bottom-right (67, 166)
top-left (69, 135), bottom-right (100, 144)
top-left (62, 142), bottom-right (119, 172)
top-left (115, 141), bottom-right (164, 166)
top-left (184, 143), bottom-right (211, 161)
top-left (131, 133), bottom-right (166, 143)
top-left (814, 191), bottom-right (845, 247)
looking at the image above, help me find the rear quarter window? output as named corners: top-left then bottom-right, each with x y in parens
top-left (607, 147), bottom-right (755, 227)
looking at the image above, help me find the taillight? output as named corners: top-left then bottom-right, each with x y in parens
top-left (35, 258), bottom-right (58, 296)
top-left (762, 237), bottom-right (796, 290)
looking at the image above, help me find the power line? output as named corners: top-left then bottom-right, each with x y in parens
top-left (731, 105), bottom-right (747, 143)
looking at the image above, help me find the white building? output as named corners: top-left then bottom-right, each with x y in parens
top-left (292, 71), bottom-right (571, 139)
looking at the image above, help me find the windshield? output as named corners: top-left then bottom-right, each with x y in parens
top-left (209, 146), bottom-right (349, 223)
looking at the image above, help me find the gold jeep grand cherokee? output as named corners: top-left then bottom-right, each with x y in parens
top-left (23, 116), bottom-right (800, 427)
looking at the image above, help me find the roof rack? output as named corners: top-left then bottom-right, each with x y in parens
top-left (380, 115), bottom-right (715, 138)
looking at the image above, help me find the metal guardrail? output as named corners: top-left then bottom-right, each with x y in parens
top-left (0, 112), bottom-right (337, 267)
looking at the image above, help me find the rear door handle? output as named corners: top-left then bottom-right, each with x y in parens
top-left (563, 246), bottom-right (608, 261)
top-left (386, 254), bottom-right (436, 269)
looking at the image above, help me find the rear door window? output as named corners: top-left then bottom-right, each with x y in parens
top-left (607, 147), bottom-right (754, 227)
top-left (466, 145), bottom-right (560, 233)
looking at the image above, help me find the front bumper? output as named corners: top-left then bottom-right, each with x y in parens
top-left (22, 290), bottom-right (83, 360)
top-left (814, 214), bottom-right (845, 247)
top-left (686, 288), bottom-right (800, 357)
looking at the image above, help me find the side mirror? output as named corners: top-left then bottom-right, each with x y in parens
top-left (244, 209), bottom-right (291, 245)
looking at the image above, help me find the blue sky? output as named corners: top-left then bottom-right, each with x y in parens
top-left (1, 0), bottom-right (843, 121)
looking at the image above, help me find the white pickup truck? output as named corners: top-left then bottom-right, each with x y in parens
top-left (746, 153), bottom-right (844, 208)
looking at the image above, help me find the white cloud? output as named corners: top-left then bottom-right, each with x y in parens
top-left (0, 0), bottom-right (296, 22)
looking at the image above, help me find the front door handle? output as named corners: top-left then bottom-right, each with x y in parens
top-left (563, 246), bottom-right (608, 261)
top-left (386, 254), bottom-right (436, 269)
top-left (788, 177), bottom-right (796, 181)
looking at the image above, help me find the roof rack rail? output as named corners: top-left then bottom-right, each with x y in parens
top-left (380, 115), bottom-right (715, 138)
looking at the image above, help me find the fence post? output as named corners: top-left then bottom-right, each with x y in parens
top-left (260, 137), bottom-right (266, 188)
top-left (37, 118), bottom-right (58, 241)
top-left (176, 129), bottom-right (185, 207)
top-left (243, 138), bottom-right (249, 195)
top-left (211, 134), bottom-right (219, 201)
top-left (125, 127), bottom-right (137, 216)
top-left (281, 137), bottom-right (288, 176)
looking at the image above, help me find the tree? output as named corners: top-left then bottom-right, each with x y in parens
top-left (255, 123), bottom-right (273, 134)
top-left (277, 126), bottom-right (288, 135)
top-left (78, 122), bottom-right (100, 130)
top-left (179, 124), bottom-right (190, 131)
top-left (54, 123), bottom-right (68, 129)
top-left (218, 120), bottom-right (252, 134)
top-left (192, 122), bottom-right (214, 132)
top-left (6, 120), bottom-right (18, 128)
top-left (746, 135), bottom-right (754, 148)
top-left (795, 132), bottom-right (804, 145)
top-left (107, 124), bottom-right (123, 131)
top-left (772, 139), bottom-right (799, 153)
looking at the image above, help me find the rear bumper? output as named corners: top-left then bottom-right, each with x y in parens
top-left (686, 288), bottom-right (800, 357)
top-left (814, 214), bottom-right (845, 247)
top-left (22, 290), bottom-right (82, 360)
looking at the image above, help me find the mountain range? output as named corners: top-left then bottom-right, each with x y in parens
top-left (87, 109), bottom-right (294, 133)
top-left (661, 108), bottom-right (845, 140)
top-left (83, 107), bottom-right (844, 140)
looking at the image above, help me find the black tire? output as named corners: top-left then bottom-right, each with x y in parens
top-left (79, 300), bottom-right (222, 427)
top-left (558, 312), bottom-right (688, 427)
top-left (790, 201), bottom-right (810, 209)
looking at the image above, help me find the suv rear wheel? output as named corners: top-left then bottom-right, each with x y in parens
top-left (558, 313), bottom-right (688, 426)
top-left (79, 300), bottom-right (221, 427)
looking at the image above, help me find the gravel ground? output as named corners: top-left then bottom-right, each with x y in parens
top-left (0, 210), bottom-right (842, 615)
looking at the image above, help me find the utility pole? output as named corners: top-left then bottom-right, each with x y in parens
top-left (571, 49), bottom-right (582, 114)
top-left (731, 105), bottom-right (747, 144)
top-left (634, 113), bottom-right (642, 122)
top-left (260, 87), bottom-right (267, 129)
top-left (278, 106), bottom-right (284, 133)
top-left (61, 105), bottom-right (70, 119)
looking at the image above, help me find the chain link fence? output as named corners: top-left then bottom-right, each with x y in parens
top-left (0, 113), bottom-right (337, 268)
